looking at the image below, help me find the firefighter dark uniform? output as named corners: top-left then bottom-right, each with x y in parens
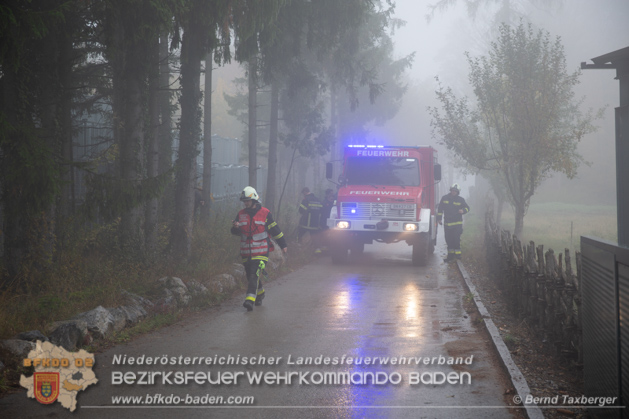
top-left (298, 189), bottom-right (323, 243)
top-left (231, 187), bottom-right (287, 311)
top-left (437, 184), bottom-right (470, 261)
top-left (318, 189), bottom-right (336, 252)
top-left (320, 189), bottom-right (335, 231)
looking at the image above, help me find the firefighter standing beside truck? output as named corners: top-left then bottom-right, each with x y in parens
top-left (298, 187), bottom-right (323, 251)
top-left (231, 186), bottom-right (287, 311)
top-left (319, 188), bottom-right (336, 253)
top-left (437, 183), bottom-right (470, 262)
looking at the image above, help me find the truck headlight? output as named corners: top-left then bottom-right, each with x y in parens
top-left (403, 223), bottom-right (418, 231)
top-left (336, 221), bottom-right (351, 229)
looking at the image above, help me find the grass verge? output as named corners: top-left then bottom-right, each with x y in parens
top-left (499, 202), bottom-right (617, 254)
top-left (0, 208), bottom-right (312, 341)
top-left (0, 207), bottom-right (319, 395)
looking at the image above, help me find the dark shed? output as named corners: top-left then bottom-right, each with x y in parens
top-left (582, 46), bottom-right (629, 247)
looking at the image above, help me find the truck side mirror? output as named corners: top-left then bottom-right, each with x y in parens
top-left (434, 164), bottom-right (442, 181)
top-left (326, 162), bottom-right (333, 180)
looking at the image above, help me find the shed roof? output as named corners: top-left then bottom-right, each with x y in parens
top-left (591, 46), bottom-right (629, 68)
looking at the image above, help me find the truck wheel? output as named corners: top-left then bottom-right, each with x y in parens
top-left (350, 242), bottom-right (364, 255)
top-left (331, 243), bottom-right (348, 264)
top-left (412, 233), bottom-right (429, 266)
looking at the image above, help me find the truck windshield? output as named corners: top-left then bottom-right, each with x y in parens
top-left (345, 157), bottom-right (420, 186)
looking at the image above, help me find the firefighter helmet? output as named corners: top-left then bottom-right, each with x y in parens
top-left (240, 186), bottom-right (259, 202)
top-left (450, 183), bottom-right (461, 193)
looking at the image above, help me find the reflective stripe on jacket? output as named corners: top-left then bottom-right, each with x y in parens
top-left (299, 193), bottom-right (322, 230)
top-left (238, 207), bottom-right (271, 259)
top-left (437, 193), bottom-right (470, 226)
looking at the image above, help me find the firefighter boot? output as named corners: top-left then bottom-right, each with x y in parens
top-left (255, 291), bottom-right (265, 306)
top-left (243, 300), bottom-right (254, 311)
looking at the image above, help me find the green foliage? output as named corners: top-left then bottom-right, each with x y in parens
top-left (83, 168), bottom-right (174, 222)
top-left (0, 215), bottom-right (198, 338)
top-left (0, 109), bottom-right (61, 219)
top-left (37, 295), bottom-right (63, 314)
top-left (230, 0), bottom-right (289, 63)
top-left (187, 209), bottom-right (241, 277)
top-left (112, 313), bottom-right (180, 343)
top-left (502, 333), bottom-right (518, 347)
top-left (0, 0), bottom-right (411, 288)
top-left (0, 196), bottom-right (308, 341)
top-left (430, 22), bottom-right (601, 235)
top-left (0, 0), bottom-right (69, 69)
top-left (280, 65), bottom-right (334, 158)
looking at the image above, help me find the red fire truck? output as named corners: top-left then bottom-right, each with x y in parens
top-left (325, 145), bottom-right (441, 265)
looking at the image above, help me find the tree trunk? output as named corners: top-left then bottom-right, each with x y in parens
top-left (265, 82), bottom-right (279, 212)
top-left (1, 31), bottom-right (59, 282)
top-left (330, 82), bottom-right (338, 163)
top-left (248, 55), bottom-right (258, 188)
top-left (108, 13), bottom-right (144, 253)
top-left (145, 35), bottom-right (160, 254)
top-left (297, 157), bottom-right (307, 193)
top-left (119, 51), bottom-right (145, 254)
top-left (276, 147), bottom-right (298, 219)
top-left (447, 165), bottom-right (454, 190)
top-left (110, 15), bottom-right (125, 193)
top-left (201, 52), bottom-right (213, 224)
top-left (314, 156), bottom-right (321, 192)
top-left (38, 31), bottom-right (60, 268)
top-left (158, 33), bottom-right (174, 222)
top-left (170, 17), bottom-right (203, 260)
top-left (1, 65), bottom-right (26, 281)
top-left (57, 28), bottom-right (75, 229)
top-left (496, 197), bottom-right (504, 227)
top-left (514, 202), bottom-right (525, 238)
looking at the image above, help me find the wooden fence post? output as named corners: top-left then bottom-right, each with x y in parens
top-left (483, 206), bottom-right (582, 365)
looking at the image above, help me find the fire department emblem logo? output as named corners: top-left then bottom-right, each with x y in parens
top-left (372, 203), bottom-right (385, 216)
top-left (34, 372), bottom-right (60, 404)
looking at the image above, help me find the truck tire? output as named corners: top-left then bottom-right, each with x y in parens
top-left (331, 243), bottom-right (348, 264)
top-left (350, 241), bottom-right (364, 255)
top-left (412, 233), bottom-right (430, 266)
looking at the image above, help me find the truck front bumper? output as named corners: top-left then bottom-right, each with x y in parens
top-left (327, 218), bottom-right (427, 233)
top-left (327, 208), bottom-right (432, 234)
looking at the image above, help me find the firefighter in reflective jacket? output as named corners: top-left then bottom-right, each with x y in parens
top-left (298, 187), bottom-right (323, 244)
top-left (231, 186), bottom-right (287, 311)
top-left (437, 183), bottom-right (470, 262)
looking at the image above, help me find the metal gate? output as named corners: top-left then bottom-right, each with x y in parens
top-left (582, 236), bottom-right (629, 418)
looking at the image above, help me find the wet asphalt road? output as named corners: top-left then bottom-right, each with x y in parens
top-left (0, 239), bottom-right (518, 419)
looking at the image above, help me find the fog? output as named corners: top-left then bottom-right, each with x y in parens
top-left (206, 0), bottom-right (628, 241)
top-left (370, 0), bottom-right (629, 208)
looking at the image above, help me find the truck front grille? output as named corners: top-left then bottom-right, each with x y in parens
top-left (340, 202), bottom-right (416, 220)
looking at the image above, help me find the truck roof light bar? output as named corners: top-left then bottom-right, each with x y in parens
top-left (347, 145), bottom-right (433, 149)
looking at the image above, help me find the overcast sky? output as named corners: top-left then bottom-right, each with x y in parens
top-left (391, 0), bottom-right (629, 85)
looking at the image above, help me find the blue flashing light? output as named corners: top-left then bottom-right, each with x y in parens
top-left (351, 209), bottom-right (356, 214)
top-left (347, 144), bottom-right (386, 148)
